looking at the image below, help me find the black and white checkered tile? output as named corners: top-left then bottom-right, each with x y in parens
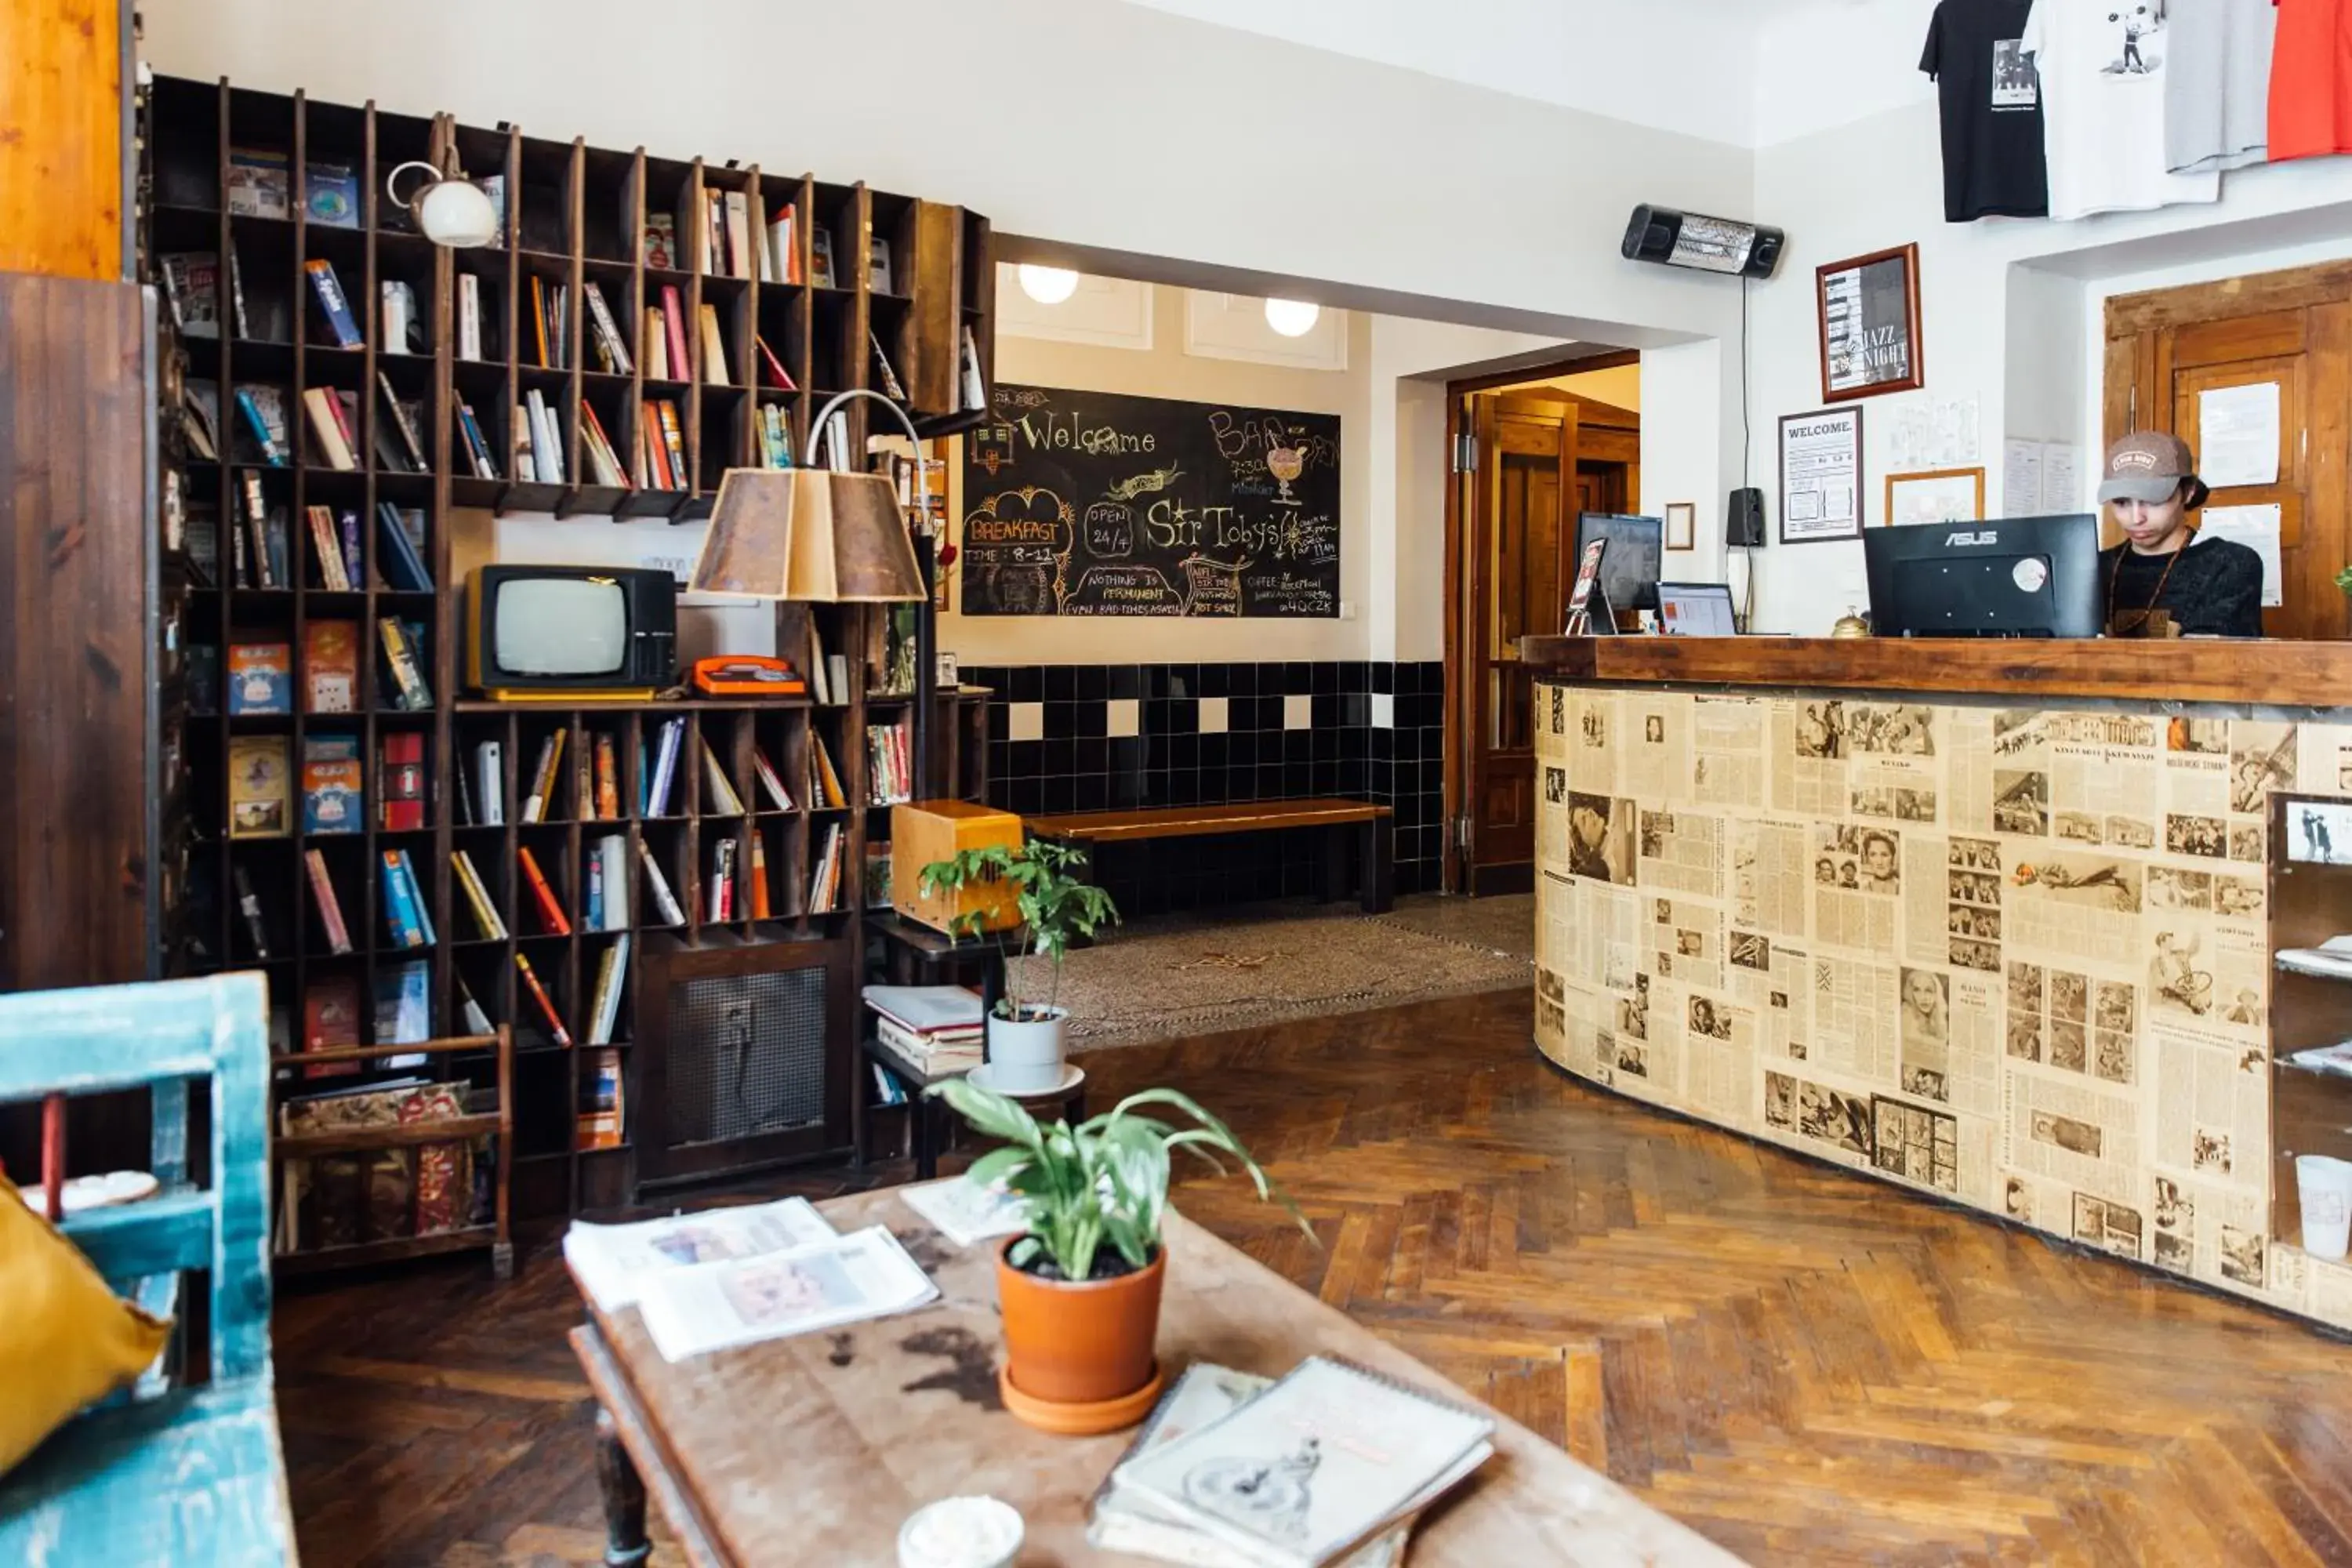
top-left (960, 661), bottom-right (1446, 911)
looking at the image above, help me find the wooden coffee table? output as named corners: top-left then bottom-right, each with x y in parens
top-left (568, 1189), bottom-right (1739, 1566)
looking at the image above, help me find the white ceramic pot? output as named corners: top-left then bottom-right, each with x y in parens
top-left (987, 1007), bottom-right (1068, 1092)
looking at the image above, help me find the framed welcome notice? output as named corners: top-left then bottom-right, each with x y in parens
top-left (1779, 407), bottom-right (1864, 545)
top-left (1817, 243), bottom-right (1924, 402)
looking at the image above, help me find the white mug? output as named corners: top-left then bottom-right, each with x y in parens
top-left (385, 161), bottom-right (500, 249)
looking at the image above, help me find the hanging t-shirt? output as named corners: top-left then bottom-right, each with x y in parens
top-left (2022, 0), bottom-right (2221, 218)
top-left (1921, 0), bottom-right (2051, 221)
top-left (2166, 0), bottom-right (2277, 172)
top-left (2270, 0), bottom-right (2352, 162)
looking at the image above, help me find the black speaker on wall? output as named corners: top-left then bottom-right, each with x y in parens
top-left (1726, 488), bottom-right (1766, 547)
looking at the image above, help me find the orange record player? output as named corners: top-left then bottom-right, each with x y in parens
top-left (691, 655), bottom-right (808, 698)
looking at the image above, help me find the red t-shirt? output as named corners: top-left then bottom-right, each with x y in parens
top-left (2272, 0), bottom-right (2352, 159)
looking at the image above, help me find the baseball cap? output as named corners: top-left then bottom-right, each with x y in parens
top-left (2098, 430), bottom-right (2205, 506)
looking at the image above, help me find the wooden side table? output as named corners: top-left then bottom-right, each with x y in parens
top-left (863, 1033), bottom-right (1087, 1180)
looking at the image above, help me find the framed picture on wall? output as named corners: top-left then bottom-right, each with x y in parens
top-left (1664, 502), bottom-right (1697, 551)
top-left (1779, 407), bottom-right (1864, 545)
top-left (1885, 466), bottom-right (1986, 528)
top-left (1817, 243), bottom-right (1924, 402)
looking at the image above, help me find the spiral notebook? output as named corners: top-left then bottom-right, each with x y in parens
top-left (1107, 1356), bottom-right (1494, 1568)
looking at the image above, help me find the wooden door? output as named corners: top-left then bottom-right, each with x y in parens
top-left (1455, 392), bottom-right (1577, 894)
top-left (2107, 266), bottom-right (2352, 640)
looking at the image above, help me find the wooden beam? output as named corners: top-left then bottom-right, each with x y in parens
top-left (0, 0), bottom-right (125, 280)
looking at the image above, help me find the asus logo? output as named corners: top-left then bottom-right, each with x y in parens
top-left (1944, 529), bottom-right (1998, 547)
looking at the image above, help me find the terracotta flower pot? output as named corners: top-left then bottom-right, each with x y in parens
top-left (995, 1237), bottom-right (1164, 1412)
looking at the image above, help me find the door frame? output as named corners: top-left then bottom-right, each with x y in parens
top-left (1440, 350), bottom-right (1639, 895)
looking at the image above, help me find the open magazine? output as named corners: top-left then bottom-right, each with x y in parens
top-left (563, 1196), bottom-right (837, 1312)
top-left (898, 1174), bottom-right (1029, 1247)
top-left (637, 1225), bottom-right (941, 1362)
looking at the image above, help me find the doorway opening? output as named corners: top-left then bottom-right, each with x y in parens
top-left (1442, 351), bottom-right (1641, 896)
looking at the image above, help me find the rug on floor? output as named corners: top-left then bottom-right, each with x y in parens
top-left (1009, 895), bottom-right (1534, 1054)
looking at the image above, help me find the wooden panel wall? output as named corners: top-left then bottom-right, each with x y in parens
top-left (0, 0), bottom-right (127, 280)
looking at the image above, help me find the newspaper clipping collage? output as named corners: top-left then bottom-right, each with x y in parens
top-left (1533, 683), bottom-right (2352, 1329)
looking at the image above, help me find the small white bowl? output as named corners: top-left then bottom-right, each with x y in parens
top-left (897, 1494), bottom-right (1024, 1568)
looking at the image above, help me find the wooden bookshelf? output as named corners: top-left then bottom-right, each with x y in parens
top-left (147, 74), bottom-right (995, 1219)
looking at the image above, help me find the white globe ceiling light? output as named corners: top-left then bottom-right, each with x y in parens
top-left (1264, 298), bottom-right (1320, 337)
top-left (1016, 263), bottom-right (1080, 305)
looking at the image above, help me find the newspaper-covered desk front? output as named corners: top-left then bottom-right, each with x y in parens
top-left (1521, 634), bottom-right (2352, 1334)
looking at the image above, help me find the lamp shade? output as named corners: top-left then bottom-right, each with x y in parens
top-left (689, 467), bottom-right (927, 602)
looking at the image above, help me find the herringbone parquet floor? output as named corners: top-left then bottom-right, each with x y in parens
top-left (274, 987), bottom-right (2352, 1566)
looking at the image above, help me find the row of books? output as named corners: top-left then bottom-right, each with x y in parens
top-left (223, 145), bottom-right (369, 228)
top-left (189, 477), bottom-right (429, 595)
top-left (163, 244), bottom-right (427, 358)
top-left (644, 196), bottom-right (800, 285)
top-left (863, 985), bottom-right (983, 1071)
top-left (866, 719), bottom-right (915, 807)
top-left (227, 731), bottom-right (423, 840)
top-left (219, 617), bottom-right (429, 719)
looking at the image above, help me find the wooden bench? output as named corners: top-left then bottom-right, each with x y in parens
top-left (1026, 797), bottom-right (1395, 913)
top-left (0, 974), bottom-right (295, 1565)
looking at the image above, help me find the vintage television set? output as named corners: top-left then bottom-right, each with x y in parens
top-left (466, 564), bottom-right (680, 700)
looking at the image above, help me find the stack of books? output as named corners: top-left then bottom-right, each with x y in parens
top-left (862, 984), bottom-right (984, 1072)
top-left (1090, 1357), bottom-right (1496, 1567)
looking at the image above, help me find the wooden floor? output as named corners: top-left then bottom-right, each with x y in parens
top-left (275, 988), bottom-right (2352, 1566)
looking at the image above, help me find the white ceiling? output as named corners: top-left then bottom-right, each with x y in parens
top-left (1118, 0), bottom-right (1893, 149)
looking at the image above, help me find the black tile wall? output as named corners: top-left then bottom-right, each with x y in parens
top-left (960, 660), bottom-right (1446, 915)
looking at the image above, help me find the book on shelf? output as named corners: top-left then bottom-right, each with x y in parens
top-left (638, 839), bottom-right (687, 927)
top-left (585, 842), bottom-right (605, 931)
top-left (593, 733), bottom-right (622, 819)
top-left (698, 303), bottom-right (731, 385)
top-left (821, 408), bottom-right (851, 473)
top-left (302, 619), bottom-right (358, 713)
top-left (701, 735), bottom-right (746, 816)
top-left (456, 975), bottom-right (495, 1038)
top-left (583, 281), bottom-right (633, 374)
top-left (225, 242), bottom-right (250, 337)
top-left (764, 203), bottom-right (799, 285)
top-left (160, 251), bottom-right (220, 338)
top-left (518, 845), bottom-right (572, 936)
top-left (338, 509), bottom-right (365, 590)
top-left (376, 371), bottom-right (430, 471)
top-left (753, 747), bottom-right (795, 811)
top-left (757, 403), bottom-right (795, 470)
top-left (457, 272), bottom-right (485, 361)
top-left (231, 861), bottom-right (274, 956)
top-left (300, 735), bottom-right (363, 836)
top-left (866, 717), bottom-right (913, 806)
top-left (227, 146), bottom-right (290, 219)
top-left (377, 617), bottom-right (434, 711)
top-left (870, 331), bottom-right (906, 402)
top-left (644, 211), bottom-right (677, 271)
top-left (807, 625), bottom-right (833, 704)
top-left (586, 935), bottom-right (632, 1047)
top-left (230, 735), bottom-right (292, 840)
top-left (531, 275), bottom-right (552, 369)
top-left (960, 324), bottom-right (988, 414)
top-left (637, 400), bottom-right (675, 488)
top-left (864, 985), bottom-right (985, 1036)
top-left (869, 1062), bottom-right (908, 1108)
top-left (187, 643), bottom-right (220, 713)
top-left (875, 1014), bottom-right (982, 1067)
top-left (523, 389), bottom-right (564, 483)
top-left (809, 731), bottom-right (848, 809)
top-left (452, 849), bottom-right (508, 941)
top-left (709, 837), bottom-right (739, 922)
top-left (373, 501), bottom-right (434, 590)
top-left (522, 729), bottom-right (568, 823)
top-left (304, 161), bottom-right (360, 228)
top-left (808, 822), bottom-right (846, 913)
top-left (593, 833), bottom-right (630, 931)
top-left (304, 506), bottom-right (350, 591)
top-left (379, 848), bottom-right (433, 949)
top-left (811, 225), bottom-right (836, 289)
top-left (662, 285), bottom-right (691, 384)
top-left (300, 387), bottom-right (359, 471)
top-left (748, 829), bottom-right (772, 920)
top-left (642, 307), bottom-right (672, 381)
top-left (227, 641), bottom-right (292, 715)
top-left (305, 849), bottom-right (354, 956)
top-left (645, 718), bottom-right (686, 815)
top-left (182, 377), bottom-right (221, 460)
top-left (515, 952), bottom-right (572, 1047)
top-left (381, 279), bottom-right (420, 354)
top-left (456, 401), bottom-right (499, 480)
top-left (754, 334), bottom-right (797, 392)
top-left (299, 974), bottom-right (363, 1081)
top-left (304, 258), bottom-right (362, 350)
top-left (372, 961), bottom-right (434, 1065)
top-left (575, 720), bottom-right (595, 825)
top-left (657, 400), bottom-right (688, 488)
top-left (579, 402), bottom-right (630, 488)
top-left (378, 733), bottom-right (426, 831)
top-left (236, 384), bottom-right (290, 466)
top-left (475, 739), bottom-right (506, 826)
top-left (579, 1047), bottom-right (625, 1149)
top-left (724, 190), bottom-right (753, 278)
top-left (869, 234), bottom-right (894, 295)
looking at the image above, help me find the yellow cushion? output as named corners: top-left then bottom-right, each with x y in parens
top-left (0, 1171), bottom-right (172, 1475)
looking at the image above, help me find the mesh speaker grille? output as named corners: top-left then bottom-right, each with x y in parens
top-left (664, 967), bottom-right (827, 1148)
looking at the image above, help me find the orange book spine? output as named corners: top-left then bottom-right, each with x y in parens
top-left (749, 829), bottom-right (771, 919)
top-left (595, 733), bottom-right (621, 820)
top-left (517, 845), bottom-right (572, 936)
top-left (514, 953), bottom-right (572, 1047)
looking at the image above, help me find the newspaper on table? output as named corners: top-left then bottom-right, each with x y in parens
top-left (898, 1174), bottom-right (1030, 1248)
top-left (563, 1196), bottom-right (836, 1312)
top-left (637, 1225), bottom-right (940, 1363)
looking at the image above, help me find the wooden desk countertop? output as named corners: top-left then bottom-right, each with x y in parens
top-left (572, 1189), bottom-right (1737, 1566)
top-left (1519, 634), bottom-right (2352, 708)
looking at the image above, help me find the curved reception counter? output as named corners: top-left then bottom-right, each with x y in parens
top-left (1522, 635), bottom-right (2352, 1332)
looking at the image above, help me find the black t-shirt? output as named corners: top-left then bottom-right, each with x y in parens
top-left (1921, 0), bottom-right (2049, 223)
top-left (2100, 535), bottom-right (2266, 637)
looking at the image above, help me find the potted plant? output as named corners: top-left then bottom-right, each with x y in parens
top-left (928, 1076), bottom-right (1310, 1432)
top-left (919, 837), bottom-right (1116, 1092)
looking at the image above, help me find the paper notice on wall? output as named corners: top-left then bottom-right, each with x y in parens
top-left (2002, 439), bottom-right (2044, 514)
top-left (2044, 445), bottom-right (2079, 510)
top-left (2199, 504), bottom-right (2284, 606)
top-left (2198, 383), bottom-right (2281, 488)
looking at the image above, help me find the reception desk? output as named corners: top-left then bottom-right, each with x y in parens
top-left (1522, 635), bottom-right (2352, 1332)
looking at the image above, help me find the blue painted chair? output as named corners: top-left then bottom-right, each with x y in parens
top-left (0, 973), bottom-right (294, 1564)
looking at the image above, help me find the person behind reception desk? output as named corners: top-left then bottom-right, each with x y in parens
top-left (2097, 430), bottom-right (2263, 637)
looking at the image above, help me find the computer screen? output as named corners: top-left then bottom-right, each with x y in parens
top-left (1863, 514), bottom-right (2102, 637)
top-left (1657, 582), bottom-right (1739, 637)
top-left (1572, 513), bottom-right (1664, 613)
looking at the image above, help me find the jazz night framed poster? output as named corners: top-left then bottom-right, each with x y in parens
top-left (1779, 407), bottom-right (1864, 545)
top-left (1817, 243), bottom-right (1924, 403)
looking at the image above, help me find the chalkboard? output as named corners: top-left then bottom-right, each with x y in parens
top-left (960, 383), bottom-right (1341, 618)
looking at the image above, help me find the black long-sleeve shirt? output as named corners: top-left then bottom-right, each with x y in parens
top-left (2100, 535), bottom-right (2265, 637)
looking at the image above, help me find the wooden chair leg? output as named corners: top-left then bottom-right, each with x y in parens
top-left (596, 1406), bottom-right (653, 1568)
top-left (1360, 816), bottom-right (1395, 914)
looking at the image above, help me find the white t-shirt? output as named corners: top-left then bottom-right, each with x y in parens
top-left (2022, 0), bottom-right (2220, 219)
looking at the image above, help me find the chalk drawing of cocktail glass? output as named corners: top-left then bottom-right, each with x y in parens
top-left (1267, 445), bottom-right (1304, 502)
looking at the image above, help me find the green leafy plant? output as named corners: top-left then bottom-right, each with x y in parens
top-left (929, 1078), bottom-right (1312, 1281)
top-left (2338, 563), bottom-right (2352, 595)
top-left (919, 838), bottom-right (1118, 1021)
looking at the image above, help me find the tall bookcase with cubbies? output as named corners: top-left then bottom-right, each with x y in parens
top-left (149, 74), bottom-right (994, 1228)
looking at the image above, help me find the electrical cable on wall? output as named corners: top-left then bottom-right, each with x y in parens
top-left (1738, 274), bottom-right (1756, 632)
